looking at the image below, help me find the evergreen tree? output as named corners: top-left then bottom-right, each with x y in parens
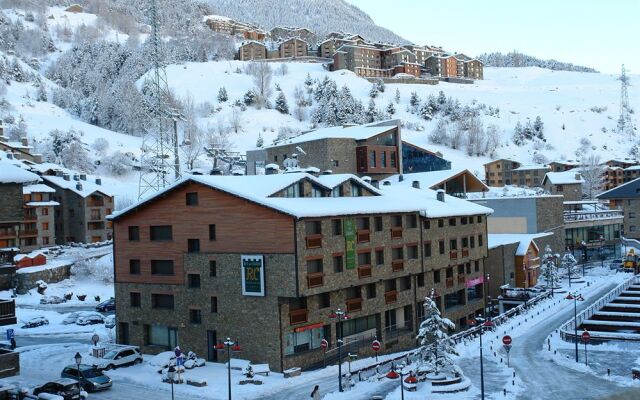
top-left (427, 94), bottom-right (438, 114)
top-left (409, 91), bottom-right (420, 111)
top-left (275, 91), bottom-right (289, 114)
top-left (369, 83), bottom-right (378, 99)
top-left (217, 87), bottom-right (228, 102)
top-left (437, 90), bottom-right (447, 106)
top-left (243, 90), bottom-right (257, 106)
top-left (375, 78), bottom-right (385, 93)
top-left (541, 245), bottom-right (561, 289)
top-left (304, 73), bottom-right (314, 94)
top-left (533, 115), bottom-right (544, 136)
top-left (256, 133), bottom-right (264, 148)
top-left (394, 88), bottom-right (400, 104)
top-left (386, 101), bottom-right (396, 116)
top-left (419, 102), bottom-right (433, 121)
top-left (417, 290), bottom-right (457, 375)
top-left (512, 121), bottom-right (526, 146)
top-left (36, 83), bottom-right (47, 102)
top-left (560, 250), bottom-right (580, 278)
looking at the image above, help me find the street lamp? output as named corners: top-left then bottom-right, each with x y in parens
top-left (565, 292), bottom-right (584, 362)
top-left (600, 235), bottom-right (605, 268)
top-left (215, 338), bottom-right (242, 400)
top-left (328, 308), bottom-right (350, 392)
top-left (469, 318), bottom-right (493, 400)
top-left (386, 363), bottom-right (404, 400)
top-left (167, 366), bottom-right (175, 400)
top-left (581, 241), bottom-right (587, 277)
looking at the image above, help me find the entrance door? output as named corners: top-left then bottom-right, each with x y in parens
top-left (118, 322), bottom-right (129, 345)
top-left (207, 330), bottom-right (217, 362)
top-left (169, 327), bottom-right (178, 349)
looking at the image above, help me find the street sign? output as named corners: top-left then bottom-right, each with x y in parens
top-left (371, 339), bottom-right (381, 352)
top-left (6, 329), bottom-right (14, 340)
top-left (581, 331), bottom-right (591, 343)
top-left (502, 335), bottom-right (512, 346)
top-left (503, 344), bottom-right (512, 353)
top-left (320, 339), bottom-right (328, 351)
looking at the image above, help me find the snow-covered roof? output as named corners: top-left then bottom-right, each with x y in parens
top-left (466, 185), bottom-right (552, 200)
top-left (111, 173), bottom-right (493, 221)
top-left (512, 164), bottom-right (549, 172)
top-left (316, 174), bottom-right (382, 195)
top-left (381, 169), bottom-right (488, 192)
top-left (23, 184), bottom-right (56, 194)
top-left (267, 120), bottom-right (399, 148)
top-left (41, 174), bottom-right (113, 198)
top-left (488, 233), bottom-right (553, 256)
top-left (624, 165), bottom-right (640, 171)
top-left (0, 161), bottom-right (40, 184)
top-left (26, 201), bottom-right (59, 207)
top-left (542, 169), bottom-right (585, 185)
top-left (598, 178), bottom-right (640, 200)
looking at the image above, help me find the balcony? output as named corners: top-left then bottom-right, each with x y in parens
top-left (89, 212), bottom-right (103, 222)
top-left (20, 230), bottom-right (37, 237)
top-left (563, 210), bottom-right (623, 223)
top-left (391, 260), bottom-right (404, 272)
top-left (446, 277), bottom-right (454, 288)
top-left (357, 264), bottom-right (372, 278)
top-left (307, 272), bottom-right (324, 288)
top-left (384, 290), bottom-right (397, 304)
top-left (289, 308), bottom-right (308, 325)
top-left (305, 234), bottom-right (322, 249)
top-left (462, 248), bottom-right (469, 258)
top-left (449, 251), bottom-right (458, 260)
top-left (23, 211), bottom-right (37, 221)
top-left (458, 275), bottom-right (466, 285)
top-left (357, 230), bottom-right (370, 243)
top-left (390, 227), bottom-right (402, 239)
top-left (0, 299), bottom-right (16, 326)
top-left (87, 198), bottom-right (105, 207)
top-left (346, 297), bottom-right (362, 312)
top-left (0, 229), bottom-right (16, 239)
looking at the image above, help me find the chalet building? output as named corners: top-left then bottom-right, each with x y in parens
top-left (603, 158), bottom-right (639, 170)
top-left (541, 170), bottom-right (584, 202)
top-left (270, 27), bottom-right (317, 46)
top-left (463, 59), bottom-right (484, 80)
top-left (483, 159), bottom-right (521, 187)
top-left (110, 173), bottom-right (492, 371)
top-left (510, 164), bottom-right (550, 188)
top-left (278, 38), bottom-right (308, 58)
top-left (204, 15), bottom-right (266, 40)
top-left (246, 120), bottom-right (452, 181)
top-left (624, 166), bottom-right (640, 183)
top-left (598, 179), bottom-right (640, 241)
top-left (238, 41), bottom-right (267, 61)
top-left (403, 45), bottom-right (443, 65)
top-left (424, 55), bottom-right (458, 78)
top-left (603, 167), bottom-right (624, 191)
top-left (0, 133), bottom-right (42, 164)
top-left (382, 169), bottom-right (488, 198)
top-left (21, 183), bottom-right (58, 251)
top-left (547, 160), bottom-right (581, 172)
top-left (486, 234), bottom-right (548, 294)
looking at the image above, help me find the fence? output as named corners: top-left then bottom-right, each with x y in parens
top-left (559, 274), bottom-right (640, 342)
top-left (563, 210), bottom-right (623, 223)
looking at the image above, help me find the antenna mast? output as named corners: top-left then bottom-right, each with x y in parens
top-left (138, 0), bottom-right (181, 199)
top-left (617, 64), bottom-right (633, 136)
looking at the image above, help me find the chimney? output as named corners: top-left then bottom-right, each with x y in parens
top-left (76, 183), bottom-right (83, 191)
top-left (398, 175), bottom-right (404, 182)
top-left (371, 180), bottom-right (379, 189)
top-left (95, 178), bottom-right (101, 185)
top-left (55, 170), bottom-right (63, 177)
top-left (383, 181), bottom-right (391, 186)
top-left (436, 189), bottom-right (445, 202)
top-left (73, 174), bottom-right (80, 181)
top-left (412, 180), bottom-right (420, 189)
top-left (21, 137), bottom-right (28, 147)
top-left (321, 170), bottom-right (332, 175)
top-left (63, 173), bottom-right (70, 181)
top-left (575, 173), bottom-right (581, 180)
top-left (80, 174), bottom-right (87, 181)
top-left (6, 152), bottom-right (13, 159)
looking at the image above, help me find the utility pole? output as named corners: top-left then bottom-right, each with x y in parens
top-left (617, 64), bottom-right (633, 135)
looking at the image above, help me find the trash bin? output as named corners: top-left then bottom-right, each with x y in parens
top-left (632, 368), bottom-right (640, 380)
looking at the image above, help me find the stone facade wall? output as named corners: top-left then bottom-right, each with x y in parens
top-left (15, 263), bottom-right (72, 294)
top-left (534, 196), bottom-right (565, 253)
top-left (265, 138), bottom-right (357, 175)
top-left (622, 199), bottom-right (640, 240)
top-left (0, 184), bottom-right (22, 222)
top-left (485, 243), bottom-right (518, 298)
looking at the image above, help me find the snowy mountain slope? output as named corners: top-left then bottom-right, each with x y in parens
top-left (204, 0), bottom-right (407, 43)
top-left (160, 60), bottom-right (640, 177)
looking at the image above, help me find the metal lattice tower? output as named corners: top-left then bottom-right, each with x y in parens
top-left (138, 0), bottom-right (181, 200)
top-left (618, 64), bottom-right (632, 134)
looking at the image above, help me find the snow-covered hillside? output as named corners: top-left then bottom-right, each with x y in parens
top-left (160, 61), bottom-right (640, 176)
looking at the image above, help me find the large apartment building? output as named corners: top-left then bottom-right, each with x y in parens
top-left (279, 38), bottom-right (308, 58)
top-left (204, 15), bottom-right (266, 40)
top-left (0, 133), bottom-right (42, 164)
top-left (238, 41), bottom-right (267, 61)
top-left (110, 173), bottom-right (492, 371)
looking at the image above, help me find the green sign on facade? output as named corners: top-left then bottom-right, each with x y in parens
top-left (241, 255), bottom-right (265, 296)
top-left (344, 218), bottom-right (356, 270)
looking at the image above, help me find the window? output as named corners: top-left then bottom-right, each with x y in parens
top-left (130, 292), bottom-right (141, 307)
top-left (356, 217), bottom-right (370, 230)
top-left (129, 259), bottom-right (141, 275)
top-left (423, 220), bottom-right (431, 229)
top-left (367, 283), bottom-right (377, 299)
top-left (188, 239), bottom-right (200, 253)
top-left (285, 326), bottom-right (326, 355)
top-left (417, 273), bottom-right (425, 287)
top-left (186, 192), bottom-right (198, 206)
top-left (439, 240), bottom-right (445, 255)
top-left (41, 208), bottom-right (48, 216)
top-left (189, 309), bottom-right (202, 324)
top-left (319, 292), bottom-right (331, 308)
top-left (407, 245), bottom-right (418, 259)
top-left (424, 242), bottom-right (432, 257)
top-left (284, 183), bottom-right (301, 198)
top-left (458, 265), bottom-right (464, 275)
top-left (332, 219), bottom-right (342, 235)
top-left (333, 255), bottom-right (343, 273)
top-left (478, 234), bottom-right (484, 247)
top-left (128, 226), bottom-right (140, 241)
top-left (358, 251), bottom-right (371, 266)
top-left (209, 260), bottom-right (217, 277)
top-left (151, 260), bottom-right (174, 275)
top-left (466, 263), bottom-right (471, 274)
top-left (438, 219), bottom-right (444, 228)
top-left (406, 215), bottom-right (417, 229)
top-left (150, 225), bottom-right (172, 241)
top-left (390, 151), bottom-right (397, 168)
top-left (42, 222), bottom-right (49, 231)
top-left (188, 274), bottom-right (201, 288)
top-left (374, 216), bottom-right (383, 231)
top-left (381, 152), bottom-right (387, 168)
top-left (392, 247), bottom-right (403, 260)
top-left (462, 237), bottom-right (469, 248)
top-left (477, 216), bottom-right (482, 223)
top-left (351, 185), bottom-right (362, 197)
top-left (556, 185), bottom-right (564, 192)
top-left (211, 297), bottom-right (218, 313)
top-left (470, 236), bottom-right (475, 248)
top-left (450, 239), bottom-right (457, 250)
top-left (400, 276), bottom-right (411, 291)
top-left (475, 260), bottom-right (480, 272)
top-left (306, 221), bottom-right (322, 235)
top-left (449, 218), bottom-right (457, 226)
top-left (331, 186), bottom-right (343, 197)
top-left (461, 217), bottom-right (468, 225)
top-left (375, 249), bottom-right (384, 266)
top-left (369, 150), bottom-right (377, 168)
top-left (209, 224), bottom-right (216, 241)
top-left (151, 294), bottom-right (174, 309)
top-left (433, 270), bottom-right (441, 283)
top-left (631, 212), bottom-right (637, 219)
top-left (307, 258), bottom-right (323, 273)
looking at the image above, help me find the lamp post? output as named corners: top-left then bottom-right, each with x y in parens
top-left (469, 318), bottom-right (493, 400)
top-left (386, 363), bottom-right (404, 400)
top-left (328, 308), bottom-right (350, 392)
top-left (74, 352), bottom-right (82, 372)
top-left (581, 241), bottom-right (587, 277)
top-left (167, 366), bottom-right (175, 400)
top-left (215, 337), bottom-right (242, 400)
top-left (565, 292), bottom-right (584, 362)
top-left (600, 235), bottom-right (605, 268)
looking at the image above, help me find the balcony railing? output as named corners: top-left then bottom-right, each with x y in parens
top-left (384, 290), bottom-right (397, 304)
top-left (391, 260), bottom-right (404, 272)
top-left (346, 297), bottom-right (362, 312)
top-left (307, 272), bottom-right (324, 288)
top-left (305, 234), bottom-right (322, 249)
top-left (563, 210), bottom-right (623, 223)
top-left (357, 265), bottom-right (372, 278)
top-left (458, 275), bottom-right (466, 284)
top-left (0, 229), bottom-right (16, 239)
top-left (446, 277), bottom-right (454, 288)
top-left (289, 308), bottom-right (308, 325)
top-left (450, 251), bottom-right (458, 260)
top-left (20, 230), bottom-right (37, 237)
top-left (462, 248), bottom-right (469, 258)
top-left (0, 299), bottom-right (16, 319)
top-left (357, 230), bottom-right (370, 243)
top-left (23, 212), bottom-right (37, 221)
top-left (390, 227), bottom-right (402, 239)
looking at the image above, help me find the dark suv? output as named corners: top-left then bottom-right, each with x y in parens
top-left (33, 378), bottom-right (87, 399)
top-left (61, 364), bottom-right (112, 392)
top-left (96, 298), bottom-right (115, 312)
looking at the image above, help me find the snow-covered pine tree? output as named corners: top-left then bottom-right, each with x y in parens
top-left (512, 121), bottom-right (525, 146)
top-left (375, 78), bottom-right (385, 93)
top-left (409, 91), bottom-right (420, 112)
top-left (243, 90), bottom-right (257, 106)
top-left (427, 94), bottom-right (438, 114)
top-left (386, 101), bottom-right (396, 116)
top-left (541, 245), bottom-right (561, 290)
top-left (304, 73), bottom-right (314, 94)
top-left (275, 91), bottom-right (289, 114)
top-left (256, 133), bottom-right (264, 148)
top-left (366, 98), bottom-right (378, 123)
top-left (394, 88), bottom-right (400, 104)
top-left (217, 87), bottom-right (228, 102)
top-left (369, 83), bottom-right (378, 99)
top-left (417, 290), bottom-right (457, 375)
top-left (560, 250), bottom-right (580, 278)
top-left (533, 115), bottom-right (544, 139)
top-left (419, 102), bottom-right (433, 121)
top-left (437, 90), bottom-right (447, 106)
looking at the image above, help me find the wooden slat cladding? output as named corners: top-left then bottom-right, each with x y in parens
top-left (114, 181), bottom-right (295, 284)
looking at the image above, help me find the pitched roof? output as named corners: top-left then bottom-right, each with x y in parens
top-left (488, 233), bottom-right (553, 256)
top-left (316, 174), bottom-right (381, 195)
top-left (267, 120), bottom-right (399, 148)
top-left (512, 164), bottom-right (549, 172)
top-left (542, 169), bottom-right (585, 185)
top-left (597, 178), bottom-right (640, 200)
top-left (382, 169), bottom-right (488, 192)
top-left (0, 160), bottom-right (40, 184)
top-left (23, 184), bottom-right (56, 194)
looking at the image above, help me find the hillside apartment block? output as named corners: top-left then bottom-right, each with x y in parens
top-left (110, 173), bottom-right (492, 372)
top-left (245, 120), bottom-right (452, 181)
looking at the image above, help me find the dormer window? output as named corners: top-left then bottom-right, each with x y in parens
top-left (351, 184), bottom-right (362, 197)
top-left (284, 183), bottom-right (301, 198)
top-left (332, 186), bottom-right (343, 197)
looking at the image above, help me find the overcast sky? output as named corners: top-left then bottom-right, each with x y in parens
top-left (344, 0), bottom-right (639, 74)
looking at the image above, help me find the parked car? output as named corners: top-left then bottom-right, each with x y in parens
top-left (40, 296), bottom-right (67, 305)
top-left (62, 312), bottom-right (82, 325)
top-left (76, 314), bottom-right (104, 326)
top-left (104, 315), bottom-right (115, 329)
top-left (94, 346), bottom-right (143, 370)
top-left (61, 364), bottom-right (112, 392)
top-left (33, 379), bottom-right (88, 400)
top-left (95, 298), bottom-right (115, 313)
top-left (21, 316), bottom-right (49, 328)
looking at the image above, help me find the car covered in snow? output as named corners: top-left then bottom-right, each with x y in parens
top-left (32, 378), bottom-right (88, 400)
top-left (40, 296), bottom-right (67, 305)
top-left (104, 315), bottom-right (115, 329)
top-left (21, 316), bottom-right (49, 328)
top-left (95, 298), bottom-right (115, 313)
top-left (61, 364), bottom-right (112, 392)
top-left (94, 346), bottom-right (143, 370)
top-left (76, 313), bottom-right (104, 326)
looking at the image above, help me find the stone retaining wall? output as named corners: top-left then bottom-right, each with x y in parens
top-left (15, 263), bottom-right (72, 294)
